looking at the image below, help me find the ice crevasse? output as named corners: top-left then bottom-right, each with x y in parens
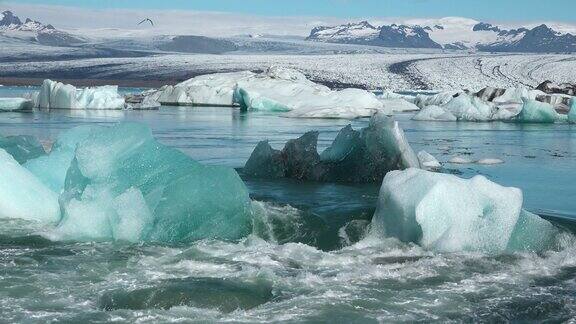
top-left (36, 79), bottom-right (126, 110)
top-left (368, 168), bottom-right (561, 253)
top-left (18, 123), bottom-right (254, 243)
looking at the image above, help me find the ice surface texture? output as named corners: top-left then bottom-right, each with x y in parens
top-left (0, 135), bottom-right (46, 164)
top-left (515, 99), bottom-right (561, 123)
top-left (369, 168), bottom-right (559, 252)
top-left (570, 98), bottom-right (576, 123)
top-left (244, 112), bottom-right (419, 183)
top-left (37, 79), bottom-right (125, 110)
top-left (0, 98), bottom-right (34, 111)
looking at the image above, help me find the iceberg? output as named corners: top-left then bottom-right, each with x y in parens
top-left (515, 99), bottom-right (559, 124)
top-left (25, 126), bottom-right (100, 192)
top-left (243, 112), bottom-right (419, 183)
top-left (412, 105), bottom-right (457, 121)
top-left (37, 79), bottom-right (125, 110)
top-left (0, 135), bottom-right (46, 164)
top-left (0, 98), bottom-right (34, 111)
top-left (147, 67), bottom-right (389, 119)
top-left (369, 168), bottom-right (560, 252)
top-left (0, 149), bottom-right (60, 223)
top-left (52, 123), bottom-right (252, 243)
top-left (417, 150), bottom-right (441, 170)
top-left (380, 98), bottom-right (420, 113)
top-left (441, 94), bottom-right (496, 121)
top-left (413, 91), bottom-right (458, 109)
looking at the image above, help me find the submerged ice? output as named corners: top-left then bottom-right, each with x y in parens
top-left (369, 168), bottom-right (560, 253)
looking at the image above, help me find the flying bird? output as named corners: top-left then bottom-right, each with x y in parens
top-left (138, 18), bottom-right (154, 26)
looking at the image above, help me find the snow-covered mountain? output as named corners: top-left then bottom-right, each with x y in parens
top-left (0, 10), bottom-right (84, 46)
top-left (307, 18), bottom-right (576, 53)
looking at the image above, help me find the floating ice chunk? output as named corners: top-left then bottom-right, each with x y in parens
top-left (568, 98), bottom-right (576, 124)
top-left (412, 105), bottom-right (457, 121)
top-left (0, 149), bottom-right (60, 223)
top-left (413, 91), bottom-right (458, 109)
top-left (0, 135), bottom-right (46, 164)
top-left (381, 98), bottom-right (420, 112)
top-left (53, 123), bottom-right (252, 243)
top-left (0, 98), bottom-right (34, 111)
top-left (449, 156), bottom-right (474, 164)
top-left (369, 168), bottom-right (559, 252)
top-left (37, 80), bottom-right (125, 110)
top-left (25, 126), bottom-right (101, 192)
top-left (477, 158), bottom-right (504, 165)
top-left (492, 86), bottom-right (543, 104)
top-left (442, 94), bottom-right (496, 121)
top-left (515, 98), bottom-right (559, 124)
top-left (417, 151), bottom-right (441, 170)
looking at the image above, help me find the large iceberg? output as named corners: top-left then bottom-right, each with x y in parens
top-left (37, 80), bottom-right (125, 110)
top-left (0, 149), bottom-right (60, 223)
top-left (0, 135), bottom-right (46, 164)
top-left (243, 112), bottom-right (419, 183)
top-left (51, 123), bottom-right (253, 243)
top-left (369, 168), bottom-right (560, 253)
top-left (515, 99), bottom-right (561, 124)
top-left (413, 91), bottom-right (458, 109)
top-left (0, 98), bottom-right (34, 111)
top-left (147, 67), bottom-right (389, 119)
top-left (441, 93), bottom-right (497, 121)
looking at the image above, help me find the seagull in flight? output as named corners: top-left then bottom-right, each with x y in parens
top-left (138, 18), bottom-right (154, 26)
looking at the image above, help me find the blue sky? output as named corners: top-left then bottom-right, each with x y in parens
top-left (8, 0), bottom-right (576, 22)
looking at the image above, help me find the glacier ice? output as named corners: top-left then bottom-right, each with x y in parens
top-left (147, 67), bottom-right (389, 119)
top-left (380, 98), bottom-right (420, 113)
top-left (0, 98), bottom-right (34, 111)
top-left (417, 150), bottom-right (441, 170)
top-left (52, 123), bottom-right (252, 243)
top-left (515, 99), bottom-right (559, 123)
top-left (0, 149), bottom-right (60, 223)
top-left (413, 91), bottom-right (458, 109)
top-left (244, 112), bottom-right (419, 182)
top-left (37, 79), bottom-right (125, 110)
top-left (0, 135), bottom-right (46, 164)
top-left (412, 105), bottom-right (457, 121)
top-left (441, 93), bottom-right (496, 121)
top-left (369, 168), bottom-right (559, 253)
top-left (25, 125), bottom-right (101, 192)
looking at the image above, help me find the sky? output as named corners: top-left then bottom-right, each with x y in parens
top-left (5, 0), bottom-right (576, 22)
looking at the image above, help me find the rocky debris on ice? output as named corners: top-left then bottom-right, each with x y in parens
top-left (368, 168), bottom-right (560, 253)
top-left (0, 149), bottom-right (60, 223)
top-left (536, 80), bottom-right (576, 96)
top-left (36, 79), bottom-right (125, 110)
top-left (475, 85), bottom-right (572, 112)
top-left (0, 98), bottom-right (34, 111)
top-left (146, 67), bottom-right (390, 119)
top-left (243, 112), bottom-right (419, 183)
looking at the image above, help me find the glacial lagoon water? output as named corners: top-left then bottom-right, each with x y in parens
top-left (1, 87), bottom-right (576, 322)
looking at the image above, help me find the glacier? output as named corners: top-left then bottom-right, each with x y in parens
top-left (0, 98), bottom-right (34, 111)
top-left (0, 149), bottom-right (60, 223)
top-left (37, 79), bottom-right (125, 110)
top-left (369, 168), bottom-right (560, 253)
top-left (244, 112), bottom-right (419, 182)
top-left (0, 134), bottom-right (46, 164)
top-left (147, 67), bottom-right (389, 119)
top-left (51, 123), bottom-right (253, 243)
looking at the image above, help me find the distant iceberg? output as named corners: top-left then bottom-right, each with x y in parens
top-left (0, 98), bottom-right (34, 111)
top-left (515, 98), bottom-right (561, 123)
top-left (570, 98), bottom-right (576, 124)
top-left (37, 79), bottom-right (125, 110)
top-left (147, 67), bottom-right (390, 119)
top-left (369, 168), bottom-right (560, 253)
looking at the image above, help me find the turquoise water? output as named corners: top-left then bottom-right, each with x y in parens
top-left (0, 87), bottom-right (576, 322)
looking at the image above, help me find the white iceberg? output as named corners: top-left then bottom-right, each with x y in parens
top-left (492, 86), bottom-right (543, 104)
top-left (442, 94), bottom-right (496, 121)
top-left (412, 105), bottom-right (457, 121)
top-left (515, 98), bottom-right (560, 124)
top-left (37, 79), bottom-right (125, 110)
top-left (413, 91), bottom-right (459, 109)
top-left (147, 67), bottom-right (389, 119)
top-left (449, 156), bottom-right (474, 164)
top-left (0, 98), bottom-right (34, 111)
top-left (477, 158), bottom-right (504, 165)
top-left (417, 151), bottom-right (441, 170)
top-left (0, 149), bottom-right (60, 223)
top-left (369, 168), bottom-right (559, 252)
top-left (380, 98), bottom-right (420, 113)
